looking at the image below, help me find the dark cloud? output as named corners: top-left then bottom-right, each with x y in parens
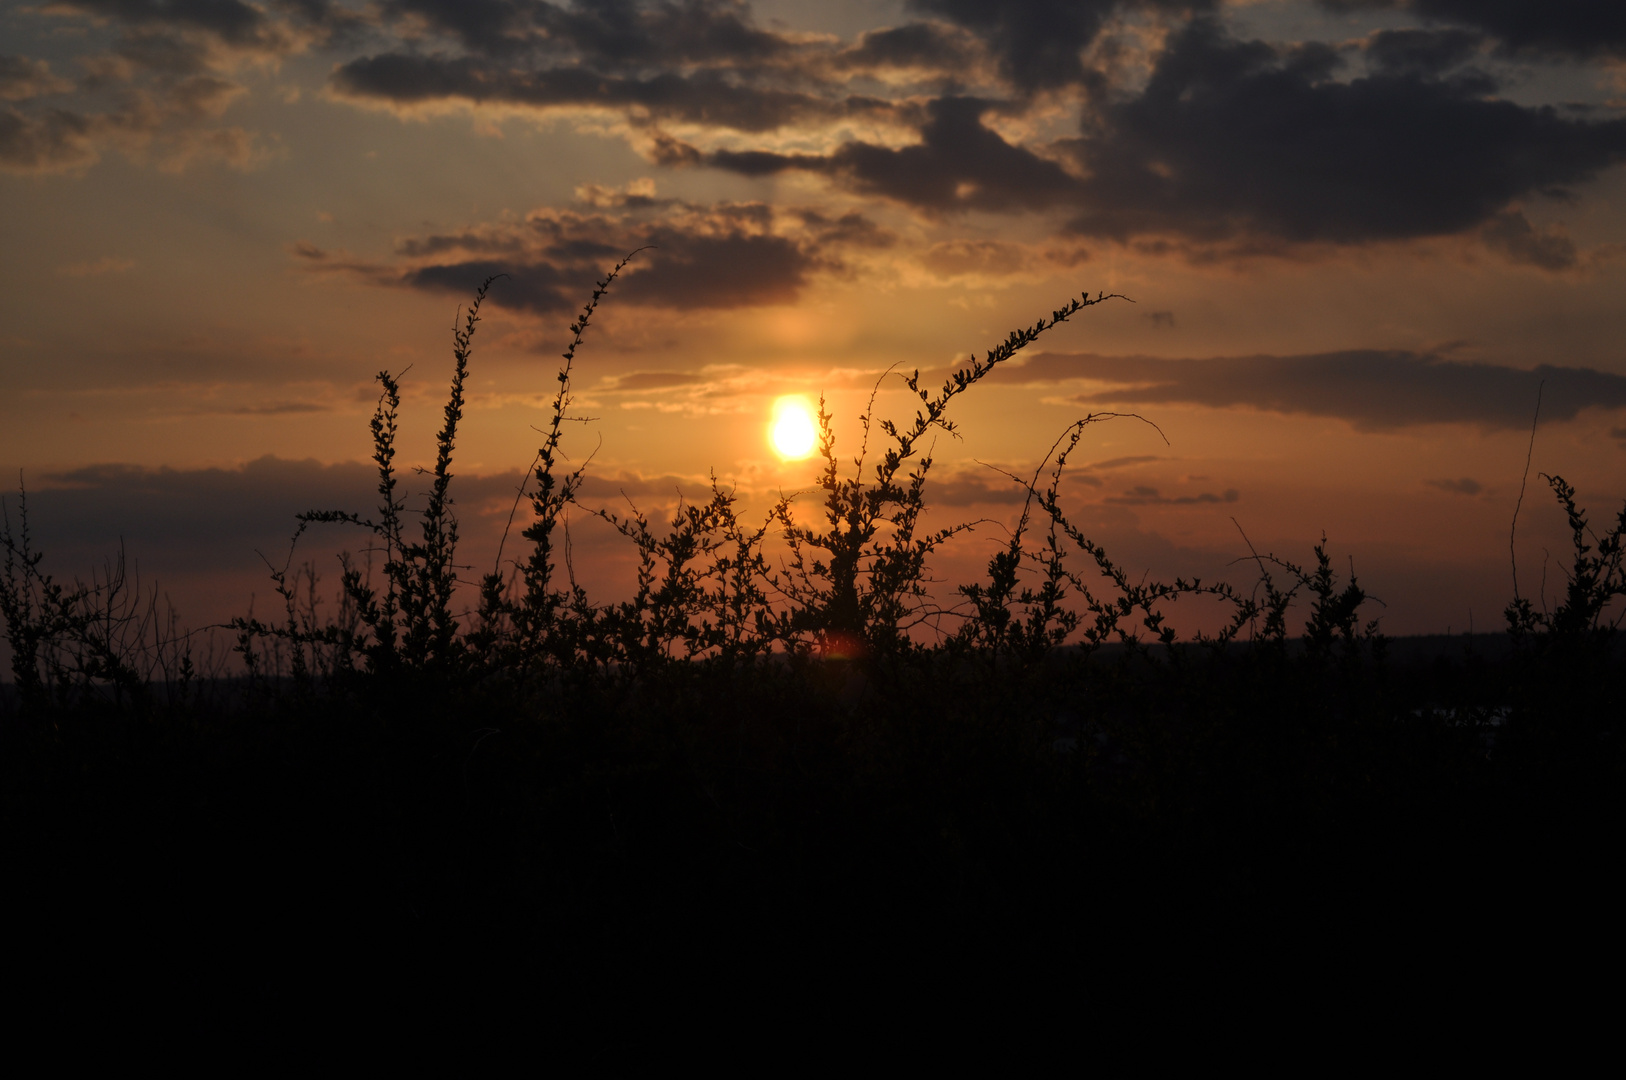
top-left (1089, 455), bottom-right (1163, 470)
top-left (1105, 485), bottom-right (1238, 506)
top-left (57, 0), bottom-right (271, 46)
top-left (924, 470), bottom-right (1032, 507)
top-left (835, 23), bottom-right (975, 73)
top-left (907, 0), bottom-right (1215, 92)
top-left (303, 196), bottom-right (879, 314)
top-left (228, 401), bottom-right (332, 415)
top-left (0, 56), bottom-right (72, 102)
top-left (0, 107), bottom-right (97, 174)
top-left (792, 209), bottom-right (897, 249)
top-left (992, 350), bottom-right (1626, 431)
top-left (397, 232), bottom-right (817, 313)
top-left (1426, 477), bottom-right (1483, 495)
top-left (330, 52), bottom-right (891, 133)
top-left (401, 258), bottom-right (582, 314)
top-left (1480, 210), bottom-right (1578, 271)
top-left (605, 372), bottom-right (706, 391)
top-left (380, 0), bottom-right (789, 66)
top-left (705, 21), bottom-right (1626, 247)
top-left (1363, 28), bottom-right (1485, 78)
top-left (1327, 1), bottom-right (1626, 60)
top-left (18, 457), bottom-right (376, 576)
top-left (1612, 427), bottom-right (1626, 444)
top-left (617, 231), bottom-right (813, 307)
top-left (1144, 311), bottom-right (1175, 329)
top-left (1066, 19), bottom-right (1626, 243)
top-left (710, 96), bottom-right (1081, 213)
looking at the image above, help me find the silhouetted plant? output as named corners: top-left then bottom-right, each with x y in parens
top-left (772, 292), bottom-right (1126, 657)
top-left (1505, 473), bottom-right (1626, 651)
top-left (1, 482), bottom-right (197, 711)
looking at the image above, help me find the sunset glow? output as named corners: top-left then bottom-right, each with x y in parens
top-left (770, 397), bottom-right (818, 461)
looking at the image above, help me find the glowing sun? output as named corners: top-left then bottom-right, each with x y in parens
top-left (769, 396), bottom-right (817, 460)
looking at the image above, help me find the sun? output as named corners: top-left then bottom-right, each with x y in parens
top-left (769, 396), bottom-right (818, 460)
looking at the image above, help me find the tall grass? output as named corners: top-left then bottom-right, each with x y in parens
top-left (2, 256), bottom-right (1621, 718)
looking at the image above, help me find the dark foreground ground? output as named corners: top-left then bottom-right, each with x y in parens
top-left (4, 636), bottom-right (1622, 1036)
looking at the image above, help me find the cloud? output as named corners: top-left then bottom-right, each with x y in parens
top-left (1362, 27), bottom-right (1486, 78)
top-left (700, 20), bottom-right (1626, 249)
top-left (1326, 1), bottom-right (1626, 61)
top-left (1064, 19), bottom-right (1626, 244)
top-left (328, 51), bottom-right (898, 135)
top-left (15, 457), bottom-right (377, 575)
top-left (906, 0), bottom-right (1217, 93)
top-left (0, 55), bottom-right (73, 102)
top-left (834, 22), bottom-right (978, 74)
top-left (992, 349), bottom-right (1626, 431)
top-left (0, 106), bottom-right (98, 174)
top-left (1104, 485), bottom-right (1239, 506)
top-left (16, 0), bottom-right (1626, 257)
top-left (379, 0), bottom-right (793, 66)
top-left (227, 401), bottom-right (331, 415)
top-left (1088, 455), bottom-right (1163, 470)
top-left (603, 372), bottom-right (707, 391)
top-left (709, 95), bottom-right (1082, 214)
top-left (56, 0), bottom-right (273, 47)
top-left (298, 193), bottom-right (886, 314)
top-left (1480, 210), bottom-right (1578, 271)
top-left (57, 256), bottom-right (137, 277)
top-left (0, 0), bottom-right (339, 176)
top-left (925, 469), bottom-right (1033, 507)
top-left (1426, 477), bottom-right (1483, 495)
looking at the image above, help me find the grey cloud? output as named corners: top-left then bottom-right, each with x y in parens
top-left (1326, 1), bottom-right (1626, 61)
top-left (1426, 477), bottom-right (1483, 495)
top-left (381, 0), bottom-right (790, 66)
top-left (618, 231), bottom-right (814, 308)
top-left (993, 350), bottom-right (1626, 431)
top-left (607, 372), bottom-right (706, 391)
top-left (228, 401), bottom-right (332, 415)
top-left (1088, 455), bottom-right (1162, 470)
top-left (312, 198), bottom-right (882, 314)
top-left (1363, 28), bottom-right (1485, 77)
top-left (330, 52), bottom-right (891, 134)
top-left (0, 107), bottom-right (97, 174)
top-left (0, 56), bottom-right (72, 102)
top-left (710, 96), bottom-right (1081, 214)
top-left (398, 232), bottom-right (816, 313)
top-left (705, 22), bottom-right (1626, 248)
top-left (835, 23), bottom-right (975, 73)
top-left (1104, 485), bottom-right (1238, 506)
top-left (15, 457), bottom-right (377, 576)
top-left (907, 0), bottom-right (1217, 93)
top-left (1066, 20), bottom-right (1626, 244)
top-left (1481, 210), bottom-right (1578, 271)
top-left (925, 471), bottom-right (1033, 507)
top-left (793, 209), bottom-right (897, 249)
top-left (57, 0), bottom-right (272, 47)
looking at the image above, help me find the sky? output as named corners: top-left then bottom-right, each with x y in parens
top-left (3, 0), bottom-right (1625, 639)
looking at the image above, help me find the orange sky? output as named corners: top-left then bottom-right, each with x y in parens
top-left (4, 0), bottom-right (1625, 636)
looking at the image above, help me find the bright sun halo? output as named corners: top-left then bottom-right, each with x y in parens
top-left (770, 396), bottom-right (817, 460)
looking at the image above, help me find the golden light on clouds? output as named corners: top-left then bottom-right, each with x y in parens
top-left (769, 396), bottom-right (818, 460)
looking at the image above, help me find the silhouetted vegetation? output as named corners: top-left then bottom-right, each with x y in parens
top-left (3, 263), bottom-right (1622, 1003)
